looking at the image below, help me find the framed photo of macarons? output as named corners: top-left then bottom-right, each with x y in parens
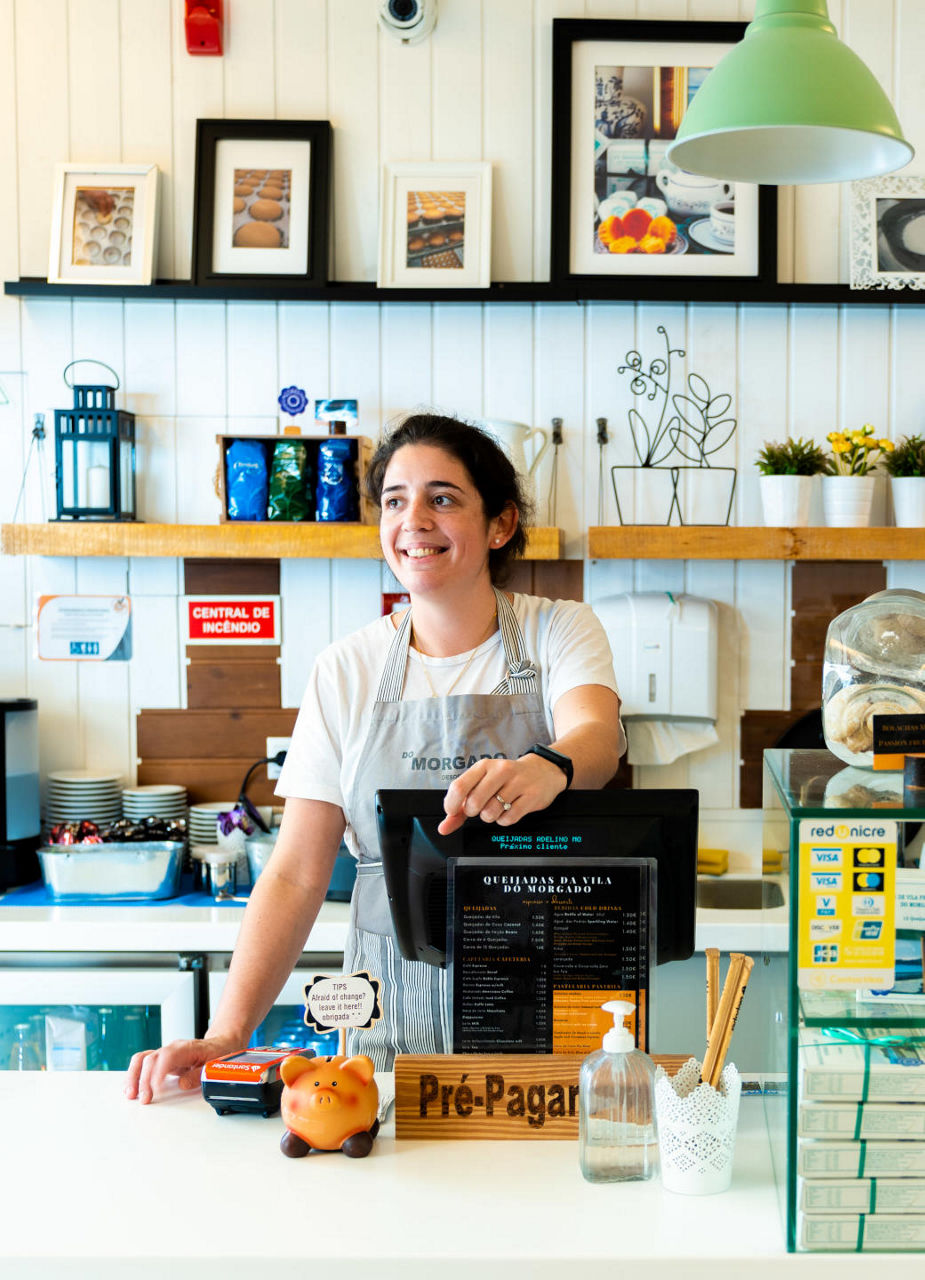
top-left (850, 175), bottom-right (925, 291)
top-left (377, 161), bottom-right (492, 289)
top-left (550, 19), bottom-right (776, 293)
top-left (48, 163), bottom-right (159, 286)
top-left (191, 119), bottom-right (331, 290)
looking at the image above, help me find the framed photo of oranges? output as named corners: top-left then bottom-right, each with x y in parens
top-left (191, 119), bottom-right (331, 290)
top-left (550, 20), bottom-right (776, 292)
top-left (378, 162), bottom-right (492, 289)
top-left (48, 163), bottom-right (159, 286)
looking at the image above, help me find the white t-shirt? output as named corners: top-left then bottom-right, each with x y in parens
top-left (276, 594), bottom-right (623, 844)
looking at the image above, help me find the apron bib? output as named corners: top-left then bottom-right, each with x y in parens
top-left (342, 588), bottom-right (551, 1069)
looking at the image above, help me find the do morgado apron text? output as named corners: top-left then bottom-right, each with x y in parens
top-left (343, 588), bottom-right (552, 1069)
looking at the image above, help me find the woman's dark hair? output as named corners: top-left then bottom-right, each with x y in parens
top-left (366, 412), bottom-right (532, 583)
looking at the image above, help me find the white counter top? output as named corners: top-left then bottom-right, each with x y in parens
top-left (0, 885), bottom-right (787, 954)
top-left (1, 1071), bottom-right (910, 1278)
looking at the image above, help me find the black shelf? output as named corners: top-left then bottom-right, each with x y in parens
top-left (5, 277), bottom-right (924, 306)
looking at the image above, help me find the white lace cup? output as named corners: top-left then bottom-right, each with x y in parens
top-left (654, 1057), bottom-right (741, 1195)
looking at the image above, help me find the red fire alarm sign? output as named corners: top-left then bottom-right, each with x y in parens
top-left (184, 596), bottom-right (280, 644)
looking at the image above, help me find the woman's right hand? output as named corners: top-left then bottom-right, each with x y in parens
top-left (124, 1032), bottom-right (244, 1104)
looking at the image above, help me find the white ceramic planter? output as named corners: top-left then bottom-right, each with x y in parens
top-left (822, 475), bottom-right (876, 527)
top-left (890, 476), bottom-right (925, 527)
top-left (758, 474), bottom-right (813, 526)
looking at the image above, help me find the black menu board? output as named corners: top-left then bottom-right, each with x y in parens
top-left (448, 856), bottom-right (653, 1056)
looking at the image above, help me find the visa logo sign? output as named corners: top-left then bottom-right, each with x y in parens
top-left (810, 847), bottom-right (842, 867)
top-left (810, 872), bottom-right (843, 891)
top-left (816, 896), bottom-right (837, 916)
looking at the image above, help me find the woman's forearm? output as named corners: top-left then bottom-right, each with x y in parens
top-left (207, 796), bottom-right (344, 1046)
top-left (206, 867), bottom-right (330, 1045)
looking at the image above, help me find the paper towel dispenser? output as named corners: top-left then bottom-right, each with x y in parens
top-left (595, 592), bottom-right (718, 721)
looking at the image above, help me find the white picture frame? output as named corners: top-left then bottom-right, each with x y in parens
top-left (48, 162), bottom-right (158, 286)
top-left (377, 161), bottom-right (492, 289)
top-left (850, 174), bottom-right (925, 291)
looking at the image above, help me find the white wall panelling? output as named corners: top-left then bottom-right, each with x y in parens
top-left (3, 1), bottom-right (925, 831)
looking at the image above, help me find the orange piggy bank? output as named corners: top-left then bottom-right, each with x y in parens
top-left (279, 1053), bottom-right (380, 1159)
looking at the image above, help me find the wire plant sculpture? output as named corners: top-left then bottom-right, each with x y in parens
top-left (612, 325), bottom-right (738, 525)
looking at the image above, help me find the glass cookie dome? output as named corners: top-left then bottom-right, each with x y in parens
top-left (822, 588), bottom-right (925, 768)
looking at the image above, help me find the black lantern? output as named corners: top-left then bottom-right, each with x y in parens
top-left (53, 360), bottom-right (136, 521)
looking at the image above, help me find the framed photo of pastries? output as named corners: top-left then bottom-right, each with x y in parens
top-left (48, 163), bottom-right (159, 286)
top-left (191, 119), bottom-right (331, 290)
top-left (378, 161), bottom-right (492, 289)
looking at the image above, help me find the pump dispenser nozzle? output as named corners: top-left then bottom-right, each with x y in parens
top-left (601, 1000), bottom-right (636, 1053)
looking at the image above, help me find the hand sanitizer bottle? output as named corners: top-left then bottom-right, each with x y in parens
top-left (579, 1000), bottom-right (658, 1183)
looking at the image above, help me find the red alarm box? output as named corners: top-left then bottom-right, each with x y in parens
top-left (185, 1), bottom-right (223, 56)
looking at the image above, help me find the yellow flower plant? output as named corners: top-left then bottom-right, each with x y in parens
top-left (824, 424), bottom-right (894, 476)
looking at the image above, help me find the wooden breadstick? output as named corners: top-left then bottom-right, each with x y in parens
top-left (705, 954), bottom-right (755, 1089)
top-left (705, 947), bottom-right (720, 1038)
top-left (701, 953), bottom-right (744, 1086)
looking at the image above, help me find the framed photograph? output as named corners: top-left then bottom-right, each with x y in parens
top-left (48, 163), bottom-right (158, 286)
top-left (191, 119), bottom-right (331, 289)
top-left (850, 175), bottom-right (925, 291)
top-left (551, 19), bottom-right (776, 288)
top-left (378, 162), bottom-right (492, 289)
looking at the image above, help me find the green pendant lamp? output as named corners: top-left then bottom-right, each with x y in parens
top-left (666, 0), bottom-right (913, 184)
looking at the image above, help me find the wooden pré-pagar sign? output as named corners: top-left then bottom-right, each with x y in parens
top-left (394, 1053), bottom-right (689, 1140)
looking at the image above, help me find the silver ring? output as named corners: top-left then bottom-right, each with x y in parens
top-left (495, 793), bottom-right (512, 812)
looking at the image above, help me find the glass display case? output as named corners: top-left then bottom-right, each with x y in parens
top-left (0, 967), bottom-right (194, 1070)
top-left (763, 749), bottom-right (925, 1253)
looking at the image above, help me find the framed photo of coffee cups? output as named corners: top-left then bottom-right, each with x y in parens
top-left (191, 119), bottom-right (331, 290)
top-left (550, 19), bottom-right (776, 291)
top-left (378, 161), bottom-right (492, 289)
top-left (48, 163), bottom-right (159, 286)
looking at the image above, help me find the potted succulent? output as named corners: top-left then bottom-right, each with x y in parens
top-left (822, 425), bottom-right (893, 527)
top-left (754, 436), bottom-right (826, 526)
top-left (883, 434), bottom-right (925, 527)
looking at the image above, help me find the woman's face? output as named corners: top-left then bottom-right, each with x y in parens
top-left (379, 443), bottom-right (509, 597)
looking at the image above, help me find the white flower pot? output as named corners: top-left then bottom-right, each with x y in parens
top-left (758, 474), bottom-right (813, 526)
top-left (891, 476), bottom-right (925, 528)
top-left (822, 475), bottom-right (876, 527)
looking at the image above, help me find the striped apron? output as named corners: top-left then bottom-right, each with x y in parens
top-left (342, 587), bottom-right (551, 1069)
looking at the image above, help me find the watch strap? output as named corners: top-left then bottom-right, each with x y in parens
top-left (526, 743), bottom-right (573, 789)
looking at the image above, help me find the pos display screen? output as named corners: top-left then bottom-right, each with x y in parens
top-left (375, 788), bottom-right (698, 968)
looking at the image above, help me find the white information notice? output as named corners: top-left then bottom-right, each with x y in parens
top-left (303, 971), bottom-right (381, 1031)
top-left (36, 595), bottom-right (132, 661)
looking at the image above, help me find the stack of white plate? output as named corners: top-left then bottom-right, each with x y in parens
top-left (122, 784), bottom-right (188, 821)
top-left (45, 770), bottom-right (123, 825)
top-left (188, 801), bottom-right (236, 845)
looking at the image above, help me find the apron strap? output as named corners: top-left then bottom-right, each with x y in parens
top-left (490, 588), bottom-right (539, 695)
top-left (374, 587), bottom-right (538, 703)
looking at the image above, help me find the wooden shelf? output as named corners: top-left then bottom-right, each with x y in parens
top-left (588, 526), bottom-right (925, 561)
top-left (0, 522), bottom-right (564, 561)
top-left (6, 277), bottom-right (925, 306)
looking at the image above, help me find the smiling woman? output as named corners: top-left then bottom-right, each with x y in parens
top-left (124, 413), bottom-right (625, 1098)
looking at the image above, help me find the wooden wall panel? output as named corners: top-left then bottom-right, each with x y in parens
top-left (184, 560), bottom-right (279, 595)
top-left (138, 708), bottom-right (299, 760)
top-left (185, 654), bottom-right (281, 709)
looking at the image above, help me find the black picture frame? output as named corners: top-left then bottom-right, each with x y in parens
top-left (550, 19), bottom-right (777, 295)
top-left (191, 119), bottom-right (331, 290)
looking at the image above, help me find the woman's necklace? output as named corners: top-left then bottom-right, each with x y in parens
top-left (410, 610), bottom-right (498, 698)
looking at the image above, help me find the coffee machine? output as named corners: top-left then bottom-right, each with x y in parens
top-left (0, 699), bottom-right (40, 890)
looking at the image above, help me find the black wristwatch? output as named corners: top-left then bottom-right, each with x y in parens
top-left (525, 744), bottom-right (573, 789)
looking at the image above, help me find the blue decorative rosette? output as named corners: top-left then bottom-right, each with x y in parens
top-left (277, 385), bottom-right (309, 417)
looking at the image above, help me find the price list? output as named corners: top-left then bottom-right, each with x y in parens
top-left (449, 856), bottom-right (652, 1055)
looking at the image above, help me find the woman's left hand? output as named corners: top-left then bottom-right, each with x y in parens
top-left (438, 752), bottom-right (567, 836)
